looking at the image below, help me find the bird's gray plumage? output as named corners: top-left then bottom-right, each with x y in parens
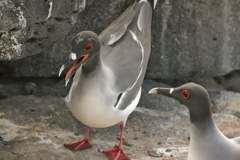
top-left (99, 1), bottom-right (152, 110)
top-left (149, 83), bottom-right (240, 160)
top-left (62, 0), bottom-right (155, 128)
top-left (232, 137), bottom-right (240, 144)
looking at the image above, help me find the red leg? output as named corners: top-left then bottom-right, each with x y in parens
top-left (101, 123), bottom-right (130, 160)
top-left (64, 128), bottom-right (92, 151)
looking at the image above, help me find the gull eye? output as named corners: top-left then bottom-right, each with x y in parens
top-left (181, 89), bottom-right (191, 101)
top-left (84, 43), bottom-right (93, 51)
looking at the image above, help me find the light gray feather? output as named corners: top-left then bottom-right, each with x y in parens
top-left (99, 1), bottom-right (152, 110)
top-left (232, 137), bottom-right (240, 144)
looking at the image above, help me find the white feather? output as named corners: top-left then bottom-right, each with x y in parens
top-left (129, 30), bottom-right (144, 66)
top-left (46, 1), bottom-right (53, 20)
top-left (170, 88), bottom-right (174, 94)
top-left (154, 0), bottom-right (158, 9)
top-left (139, 0), bottom-right (148, 3)
top-left (137, 6), bottom-right (144, 32)
top-left (113, 31), bottom-right (144, 113)
top-left (69, 52), bottom-right (77, 60)
top-left (65, 78), bottom-right (70, 87)
top-left (58, 65), bottom-right (65, 77)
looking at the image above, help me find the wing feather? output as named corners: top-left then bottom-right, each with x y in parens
top-left (232, 137), bottom-right (240, 144)
top-left (99, 1), bottom-right (153, 110)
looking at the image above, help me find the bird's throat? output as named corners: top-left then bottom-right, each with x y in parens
top-left (190, 115), bottom-right (216, 136)
top-left (82, 54), bottom-right (101, 74)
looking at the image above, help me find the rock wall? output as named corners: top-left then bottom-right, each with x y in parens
top-left (149, 0), bottom-right (240, 82)
top-left (1, 0), bottom-right (240, 93)
top-left (1, 2), bottom-right (240, 159)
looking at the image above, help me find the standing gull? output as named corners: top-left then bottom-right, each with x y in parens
top-left (59, 0), bottom-right (157, 159)
top-left (149, 83), bottom-right (240, 160)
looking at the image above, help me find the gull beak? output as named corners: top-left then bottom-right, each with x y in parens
top-left (58, 52), bottom-right (89, 86)
top-left (148, 87), bottom-right (175, 97)
top-left (64, 54), bottom-right (89, 80)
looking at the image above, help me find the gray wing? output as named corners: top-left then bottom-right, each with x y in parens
top-left (232, 137), bottom-right (240, 144)
top-left (99, 1), bottom-right (153, 110)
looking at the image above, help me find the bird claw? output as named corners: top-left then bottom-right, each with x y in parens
top-left (101, 146), bottom-right (130, 160)
top-left (64, 138), bottom-right (92, 151)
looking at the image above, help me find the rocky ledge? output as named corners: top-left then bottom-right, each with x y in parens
top-left (0, 83), bottom-right (240, 160)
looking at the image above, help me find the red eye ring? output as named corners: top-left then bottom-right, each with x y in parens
top-left (84, 43), bottom-right (93, 51)
top-left (181, 89), bottom-right (191, 101)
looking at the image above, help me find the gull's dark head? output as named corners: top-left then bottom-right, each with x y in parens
top-left (149, 83), bottom-right (212, 122)
top-left (59, 31), bottom-right (101, 85)
top-left (71, 31), bottom-right (100, 60)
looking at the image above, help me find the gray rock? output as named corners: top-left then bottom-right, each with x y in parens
top-left (214, 70), bottom-right (240, 93)
top-left (209, 89), bottom-right (240, 116)
top-left (0, 92), bottom-right (239, 160)
top-left (147, 0), bottom-right (240, 82)
top-left (148, 146), bottom-right (188, 158)
top-left (0, 77), bottom-right (67, 98)
top-left (0, 95), bottom-right (190, 160)
top-left (0, 0), bottom-right (27, 60)
top-left (1, 0), bottom-right (240, 83)
top-left (0, 0), bottom-right (134, 78)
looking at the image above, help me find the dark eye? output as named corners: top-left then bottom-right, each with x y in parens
top-left (84, 43), bottom-right (93, 51)
top-left (181, 89), bottom-right (191, 101)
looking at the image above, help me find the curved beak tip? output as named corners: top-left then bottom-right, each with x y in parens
top-left (148, 88), bottom-right (159, 94)
top-left (148, 87), bottom-right (175, 97)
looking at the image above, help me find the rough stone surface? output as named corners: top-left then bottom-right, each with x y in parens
top-left (0, 0), bottom-right (134, 77)
top-left (0, 84), bottom-right (240, 160)
top-left (1, 1), bottom-right (240, 160)
top-left (1, 0), bottom-right (240, 82)
top-left (0, 0), bottom-right (27, 60)
top-left (148, 0), bottom-right (240, 82)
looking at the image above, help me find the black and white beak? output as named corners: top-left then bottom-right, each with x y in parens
top-left (58, 52), bottom-right (89, 86)
top-left (58, 52), bottom-right (77, 77)
top-left (148, 87), bottom-right (175, 97)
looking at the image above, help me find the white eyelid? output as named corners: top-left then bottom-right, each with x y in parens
top-left (170, 88), bottom-right (174, 94)
top-left (76, 38), bottom-right (84, 43)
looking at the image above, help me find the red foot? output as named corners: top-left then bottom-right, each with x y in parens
top-left (102, 146), bottom-right (130, 160)
top-left (64, 138), bottom-right (92, 151)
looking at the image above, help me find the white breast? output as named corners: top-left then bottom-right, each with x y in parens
top-left (65, 65), bottom-right (125, 128)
